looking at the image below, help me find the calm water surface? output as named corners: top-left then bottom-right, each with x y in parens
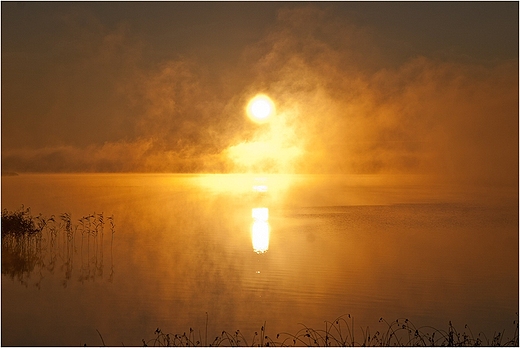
top-left (1, 174), bottom-right (518, 346)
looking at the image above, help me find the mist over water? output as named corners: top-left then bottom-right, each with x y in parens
top-left (1, 3), bottom-right (518, 346)
top-left (2, 174), bottom-right (517, 346)
top-left (2, 5), bottom-right (518, 187)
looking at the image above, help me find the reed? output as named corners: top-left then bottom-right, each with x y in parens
top-left (1, 206), bottom-right (114, 286)
top-left (4, 208), bottom-right (516, 347)
top-left (140, 314), bottom-right (519, 347)
top-left (1, 206), bottom-right (42, 236)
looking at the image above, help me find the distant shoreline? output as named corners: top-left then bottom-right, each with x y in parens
top-left (1, 171), bottom-right (19, 176)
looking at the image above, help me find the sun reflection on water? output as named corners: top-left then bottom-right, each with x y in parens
top-left (251, 207), bottom-right (269, 254)
top-left (252, 184), bottom-right (268, 192)
top-left (251, 215), bottom-right (269, 254)
top-left (251, 179), bottom-right (270, 254)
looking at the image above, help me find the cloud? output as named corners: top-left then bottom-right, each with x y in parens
top-left (2, 5), bottom-right (517, 185)
top-left (225, 5), bottom-right (518, 184)
top-left (2, 139), bottom-right (234, 173)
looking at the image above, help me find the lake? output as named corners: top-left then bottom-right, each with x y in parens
top-left (1, 173), bottom-right (518, 346)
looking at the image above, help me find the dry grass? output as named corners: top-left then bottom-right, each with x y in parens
top-left (140, 314), bottom-right (519, 347)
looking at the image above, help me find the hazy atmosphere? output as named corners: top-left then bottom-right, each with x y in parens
top-left (2, 3), bottom-right (519, 346)
top-left (2, 2), bottom-right (518, 184)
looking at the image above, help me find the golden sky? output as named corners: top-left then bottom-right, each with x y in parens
top-left (1, 2), bottom-right (518, 185)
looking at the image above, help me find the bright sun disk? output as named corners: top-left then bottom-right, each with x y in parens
top-left (247, 94), bottom-right (275, 123)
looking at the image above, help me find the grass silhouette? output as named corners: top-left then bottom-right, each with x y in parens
top-left (139, 314), bottom-right (519, 347)
top-left (2, 206), bottom-right (115, 287)
top-left (3, 208), bottom-right (517, 347)
top-left (1, 205), bottom-right (42, 236)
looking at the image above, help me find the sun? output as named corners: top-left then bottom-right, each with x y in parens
top-left (247, 94), bottom-right (275, 123)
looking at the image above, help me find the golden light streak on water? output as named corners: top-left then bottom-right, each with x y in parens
top-left (252, 185), bottom-right (268, 192)
top-left (251, 207), bottom-right (270, 254)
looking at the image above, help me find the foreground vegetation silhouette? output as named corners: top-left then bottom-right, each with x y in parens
top-left (136, 314), bottom-right (519, 347)
top-left (1, 206), bottom-right (115, 287)
top-left (3, 208), bottom-right (517, 347)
